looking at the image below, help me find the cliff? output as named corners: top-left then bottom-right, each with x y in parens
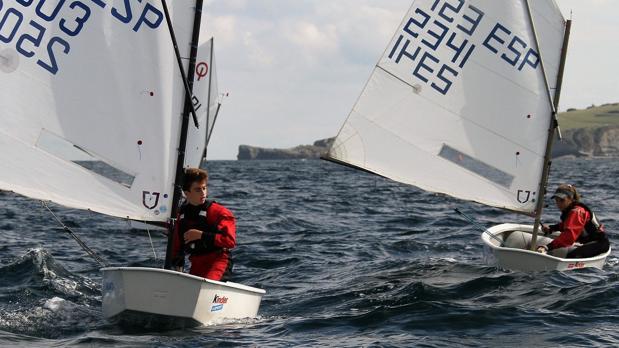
top-left (552, 103), bottom-right (619, 157)
top-left (237, 104), bottom-right (619, 160)
top-left (555, 125), bottom-right (619, 157)
top-left (237, 127), bottom-right (619, 160)
top-left (237, 138), bottom-right (334, 160)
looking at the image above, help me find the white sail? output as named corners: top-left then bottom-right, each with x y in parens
top-left (184, 37), bottom-right (219, 168)
top-left (0, 1), bottom-right (199, 221)
top-left (328, 0), bottom-right (566, 213)
top-left (205, 46), bottom-right (220, 147)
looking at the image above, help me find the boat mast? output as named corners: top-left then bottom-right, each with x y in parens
top-left (525, 0), bottom-right (572, 250)
top-left (161, 0), bottom-right (201, 129)
top-left (163, 0), bottom-right (205, 269)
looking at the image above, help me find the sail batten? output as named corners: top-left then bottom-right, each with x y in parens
top-left (328, 0), bottom-right (566, 213)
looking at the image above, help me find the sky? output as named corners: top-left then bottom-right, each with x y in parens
top-left (203, 0), bottom-right (619, 160)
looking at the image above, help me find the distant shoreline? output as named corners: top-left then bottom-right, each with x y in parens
top-left (237, 104), bottom-right (619, 160)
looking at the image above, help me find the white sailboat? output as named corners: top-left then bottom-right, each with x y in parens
top-left (0, 0), bottom-right (264, 328)
top-left (324, 0), bottom-right (610, 271)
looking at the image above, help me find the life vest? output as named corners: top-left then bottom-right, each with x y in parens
top-left (178, 200), bottom-right (225, 255)
top-left (560, 202), bottom-right (606, 243)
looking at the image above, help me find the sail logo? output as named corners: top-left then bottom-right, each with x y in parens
top-left (196, 62), bottom-right (209, 81)
top-left (517, 190), bottom-right (532, 204)
top-left (192, 96), bottom-right (203, 112)
top-left (142, 191), bottom-right (160, 209)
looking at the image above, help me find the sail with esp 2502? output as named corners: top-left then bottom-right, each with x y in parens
top-left (0, 1), bottom-right (215, 221)
top-left (0, 1), bottom-right (264, 327)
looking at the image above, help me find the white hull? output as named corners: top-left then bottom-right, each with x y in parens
top-left (481, 223), bottom-right (611, 272)
top-left (101, 267), bottom-right (265, 329)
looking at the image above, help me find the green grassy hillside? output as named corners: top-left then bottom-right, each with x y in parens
top-left (558, 102), bottom-right (619, 130)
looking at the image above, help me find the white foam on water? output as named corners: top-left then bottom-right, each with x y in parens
top-left (201, 316), bottom-right (264, 328)
top-left (43, 297), bottom-right (66, 312)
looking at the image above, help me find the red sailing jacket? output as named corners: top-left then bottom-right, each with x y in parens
top-left (171, 201), bottom-right (236, 280)
top-left (547, 204), bottom-right (591, 250)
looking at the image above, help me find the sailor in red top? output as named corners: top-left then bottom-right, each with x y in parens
top-left (171, 168), bottom-right (236, 281)
top-left (538, 184), bottom-right (609, 259)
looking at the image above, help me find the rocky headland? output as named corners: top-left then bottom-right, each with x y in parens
top-left (552, 103), bottom-right (619, 157)
top-left (237, 138), bottom-right (334, 160)
top-left (237, 104), bottom-right (619, 160)
top-left (553, 126), bottom-right (619, 158)
top-left (237, 128), bottom-right (619, 160)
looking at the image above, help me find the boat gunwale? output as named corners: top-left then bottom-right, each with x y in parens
top-left (101, 267), bottom-right (266, 294)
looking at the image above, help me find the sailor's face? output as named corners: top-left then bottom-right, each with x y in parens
top-left (554, 196), bottom-right (571, 211)
top-left (185, 180), bottom-right (207, 206)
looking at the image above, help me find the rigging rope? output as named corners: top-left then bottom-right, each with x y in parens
top-left (144, 222), bottom-right (159, 261)
top-left (41, 201), bottom-right (107, 268)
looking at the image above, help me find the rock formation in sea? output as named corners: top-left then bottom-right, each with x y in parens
top-left (237, 128), bottom-right (619, 160)
top-left (237, 104), bottom-right (619, 160)
top-left (237, 138), bottom-right (334, 160)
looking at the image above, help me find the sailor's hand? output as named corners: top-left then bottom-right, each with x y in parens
top-left (542, 225), bottom-right (551, 234)
top-left (184, 229), bottom-right (203, 243)
top-left (536, 245), bottom-right (548, 254)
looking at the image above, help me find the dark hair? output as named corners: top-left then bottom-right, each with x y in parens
top-left (182, 168), bottom-right (208, 191)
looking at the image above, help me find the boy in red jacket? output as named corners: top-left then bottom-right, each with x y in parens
top-left (171, 168), bottom-right (236, 280)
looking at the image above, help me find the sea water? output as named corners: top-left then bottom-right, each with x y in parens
top-left (1, 158), bottom-right (618, 347)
